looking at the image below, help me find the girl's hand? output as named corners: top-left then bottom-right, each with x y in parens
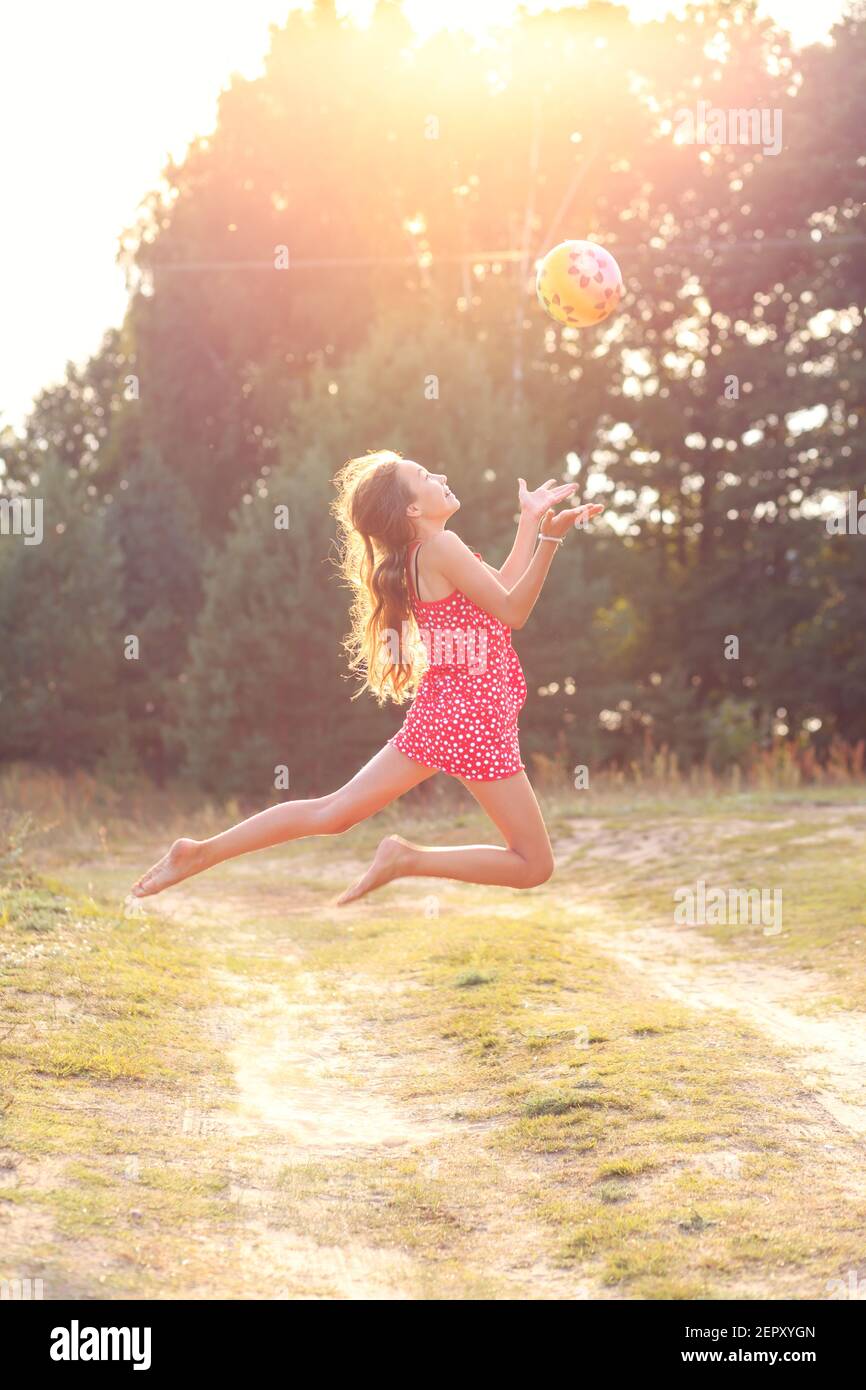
top-left (540, 502), bottom-right (605, 540)
top-left (518, 476), bottom-right (578, 521)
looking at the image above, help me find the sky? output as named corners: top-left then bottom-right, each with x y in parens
top-left (0, 0), bottom-right (851, 435)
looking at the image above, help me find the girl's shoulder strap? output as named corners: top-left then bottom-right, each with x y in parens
top-left (407, 539), bottom-right (478, 600)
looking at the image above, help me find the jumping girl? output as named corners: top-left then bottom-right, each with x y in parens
top-left (131, 450), bottom-right (603, 904)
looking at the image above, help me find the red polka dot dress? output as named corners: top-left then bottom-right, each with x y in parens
top-left (388, 541), bottom-right (528, 781)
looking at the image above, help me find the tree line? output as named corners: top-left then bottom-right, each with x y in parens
top-left (1, 0), bottom-right (864, 797)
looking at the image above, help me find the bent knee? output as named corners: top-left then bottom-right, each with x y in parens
top-left (518, 851), bottom-right (556, 889)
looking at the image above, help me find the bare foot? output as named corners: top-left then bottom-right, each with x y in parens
top-left (131, 838), bottom-right (207, 898)
top-left (336, 834), bottom-right (412, 906)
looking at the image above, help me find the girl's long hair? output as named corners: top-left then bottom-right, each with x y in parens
top-left (331, 449), bottom-right (426, 704)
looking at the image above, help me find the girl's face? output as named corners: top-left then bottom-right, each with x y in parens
top-left (400, 459), bottom-right (460, 522)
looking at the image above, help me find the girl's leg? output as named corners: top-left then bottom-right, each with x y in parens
top-left (336, 770), bottom-right (555, 904)
top-left (131, 746), bottom-right (438, 897)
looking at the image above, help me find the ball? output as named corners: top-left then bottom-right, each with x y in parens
top-left (536, 240), bottom-right (624, 328)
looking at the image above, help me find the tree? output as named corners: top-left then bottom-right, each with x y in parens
top-left (107, 448), bottom-right (204, 778)
top-left (0, 460), bottom-right (124, 768)
top-left (179, 452), bottom-right (342, 797)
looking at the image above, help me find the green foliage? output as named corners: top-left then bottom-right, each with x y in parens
top-left (0, 460), bottom-right (124, 768)
top-left (107, 448), bottom-right (204, 777)
top-left (705, 697), bottom-right (761, 773)
top-left (179, 453), bottom-right (345, 796)
top-left (1, 1), bottom-right (864, 789)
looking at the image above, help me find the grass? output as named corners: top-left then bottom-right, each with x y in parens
top-left (554, 796), bottom-right (866, 1009)
top-left (0, 870), bottom-right (235, 1296)
top-left (2, 777), bottom-right (866, 1297)
top-left (300, 887), bottom-right (864, 1296)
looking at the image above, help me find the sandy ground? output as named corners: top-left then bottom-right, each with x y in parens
top-left (4, 801), bottom-right (866, 1298)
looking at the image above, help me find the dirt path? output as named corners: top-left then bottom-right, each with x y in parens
top-left (18, 803), bottom-right (862, 1299)
top-left (144, 886), bottom-right (607, 1300)
top-left (577, 918), bottom-right (866, 1139)
top-left (136, 802), bottom-right (866, 1297)
top-left (556, 810), bottom-right (866, 1146)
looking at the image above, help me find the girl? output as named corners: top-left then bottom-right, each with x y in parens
top-left (131, 450), bottom-right (603, 904)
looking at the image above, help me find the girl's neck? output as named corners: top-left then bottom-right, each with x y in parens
top-left (411, 519), bottom-right (448, 543)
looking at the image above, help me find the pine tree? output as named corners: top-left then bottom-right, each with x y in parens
top-left (107, 448), bottom-right (204, 778)
top-left (0, 460), bottom-right (124, 767)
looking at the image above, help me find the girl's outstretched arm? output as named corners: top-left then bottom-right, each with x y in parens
top-left (434, 500), bottom-right (604, 630)
top-left (496, 478), bottom-right (579, 585)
